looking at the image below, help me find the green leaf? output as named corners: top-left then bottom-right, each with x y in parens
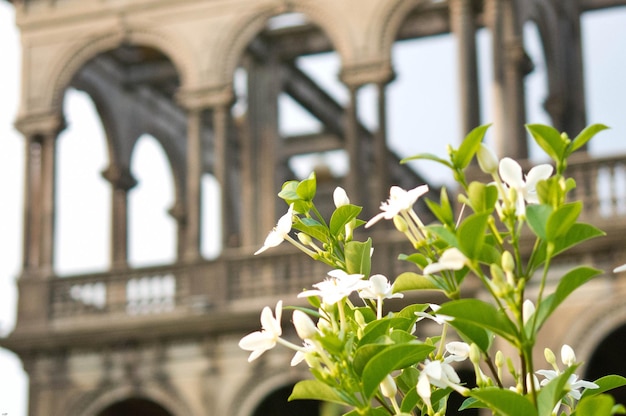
top-left (427, 225), bottom-right (459, 248)
top-left (455, 124), bottom-right (491, 169)
top-left (575, 394), bottom-right (616, 416)
top-left (582, 375), bottom-right (626, 399)
top-left (470, 387), bottom-right (538, 416)
top-left (546, 202), bottom-right (582, 241)
top-left (457, 213), bottom-right (490, 259)
top-left (400, 387), bottom-right (421, 413)
top-left (288, 379), bottom-right (350, 406)
top-left (296, 172), bottom-right (317, 201)
top-left (345, 238), bottom-right (372, 276)
top-left (362, 343), bottom-right (435, 398)
top-left (393, 272), bottom-right (445, 293)
top-left (527, 124), bottom-right (566, 163)
top-left (437, 299), bottom-right (519, 344)
top-left (467, 182), bottom-right (499, 214)
top-left (448, 319), bottom-right (493, 353)
top-left (526, 204), bottom-right (553, 240)
top-left (426, 188), bottom-right (455, 227)
top-left (292, 217), bottom-right (329, 243)
top-left (329, 204), bottom-right (362, 236)
top-left (570, 123), bottom-right (609, 153)
top-left (531, 266), bottom-right (602, 332)
top-left (401, 152), bottom-right (453, 168)
top-left (398, 253), bottom-right (429, 268)
top-left (531, 223), bottom-right (605, 268)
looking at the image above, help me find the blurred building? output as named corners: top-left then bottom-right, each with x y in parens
top-left (2, 0), bottom-right (626, 414)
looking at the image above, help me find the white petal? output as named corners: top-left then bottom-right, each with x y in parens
top-left (275, 204), bottom-right (294, 235)
top-left (417, 373), bottom-right (432, 403)
top-left (499, 157), bottom-right (524, 188)
top-left (293, 310), bottom-right (317, 340)
top-left (365, 212), bottom-right (386, 228)
top-left (561, 344), bottom-right (576, 366)
top-left (333, 187), bottom-right (350, 208)
top-left (523, 299), bottom-right (535, 325)
top-left (239, 331), bottom-right (275, 352)
top-left (614, 263), bottom-right (626, 273)
top-left (525, 164), bottom-right (553, 188)
top-left (446, 342), bottom-right (470, 360)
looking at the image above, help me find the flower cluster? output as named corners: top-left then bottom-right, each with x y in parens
top-left (240, 124), bottom-right (626, 416)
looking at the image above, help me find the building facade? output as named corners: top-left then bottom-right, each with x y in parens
top-left (3, 0), bottom-right (626, 414)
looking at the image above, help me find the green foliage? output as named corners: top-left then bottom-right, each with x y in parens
top-left (244, 123), bottom-right (614, 416)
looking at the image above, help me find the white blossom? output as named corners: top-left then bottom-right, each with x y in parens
top-left (614, 263), bottom-right (626, 273)
top-left (417, 360), bottom-right (468, 411)
top-left (561, 344), bottom-right (577, 367)
top-left (499, 158), bottom-right (553, 217)
top-left (365, 185), bottom-right (429, 228)
top-left (254, 204), bottom-right (295, 255)
top-left (423, 248), bottom-right (468, 275)
top-left (239, 301), bottom-right (283, 362)
top-left (297, 269), bottom-right (369, 305)
top-left (415, 303), bottom-right (452, 325)
top-left (445, 341), bottom-right (471, 362)
top-left (523, 299), bottom-right (536, 325)
top-left (359, 274), bottom-right (404, 301)
top-left (333, 186), bottom-right (350, 208)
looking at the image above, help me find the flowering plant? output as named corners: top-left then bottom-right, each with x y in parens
top-left (240, 124), bottom-right (626, 416)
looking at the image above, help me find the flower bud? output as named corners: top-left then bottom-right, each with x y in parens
top-left (477, 144), bottom-right (499, 174)
top-left (522, 299), bottom-right (535, 325)
top-left (469, 343), bottom-right (482, 365)
top-left (333, 186), bottom-right (350, 208)
top-left (544, 348), bottom-right (557, 367)
top-left (501, 251), bottom-right (515, 273)
top-left (298, 232), bottom-right (313, 246)
top-left (495, 350), bottom-right (504, 369)
top-left (561, 344), bottom-right (576, 367)
top-left (293, 310), bottom-right (317, 340)
top-left (380, 374), bottom-right (397, 398)
top-left (393, 215), bottom-right (408, 233)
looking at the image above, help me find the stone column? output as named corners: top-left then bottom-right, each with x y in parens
top-left (450, 0), bottom-right (481, 136)
top-left (212, 103), bottom-right (237, 248)
top-left (15, 114), bottom-right (63, 328)
top-left (241, 54), bottom-right (281, 246)
top-left (101, 164), bottom-right (137, 269)
top-left (344, 83), bottom-right (365, 206)
top-left (486, 0), bottom-right (530, 159)
top-left (184, 107), bottom-right (204, 261)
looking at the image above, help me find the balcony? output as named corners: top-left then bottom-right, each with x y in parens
top-left (9, 153), bottom-right (625, 348)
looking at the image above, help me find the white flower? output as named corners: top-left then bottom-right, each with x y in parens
top-left (417, 360), bottom-right (468, 410)
top-left (614, 263), bottom-right (626, 273)
top-left (297, 269), bottom-right (369, 305)
top-left (333, 187), bottom-right (350, 208)
top-left (536, 370), bottom-right (598, 401)
top-left (423, 248), bottom-right (468, 275)
top-left (254, 204), bottom-right (295, 255)
top-left (445, 341), bottom-right (471, 362)
top-left (499, 158), bottom-right (553, 216)
top-left (365, 185), bottom-right (429, 228)
top-left (291, 340), bottom-right (317, 367)
top-left (292, 310), bottom-right (318, 340)
top-left (238, 301), bottom-right (283, 362)
top-left (415, 303), bottom-right (452, 325)
top-left (359, 274), bottom-right (404, 301)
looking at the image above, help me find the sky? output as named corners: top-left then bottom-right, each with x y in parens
top-left (1, 3), bottom-right (625, 415)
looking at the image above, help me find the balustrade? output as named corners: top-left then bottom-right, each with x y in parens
top-left (46, 154), bottom-right (626, 323)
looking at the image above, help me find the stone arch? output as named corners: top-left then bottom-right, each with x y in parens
top-left (66, 384), bottom-right (192, 416)
top-left (561, 284), bottom-right (626, 377)
top-left (39, 24), bottom-right (194, 119)
top-left (231, 368), bottom-right (311, 416)
top-left (378, 0), bottom-right (428, 62)
top-left (217, 2), bottom-right (349, 87)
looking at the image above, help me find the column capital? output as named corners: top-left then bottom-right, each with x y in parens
top-left (15, 112), bottom-right (66, 138)
top-left (101, 165), bottom-right (137, 191)
top-left (175, 83), bottom-right (234, 111)
top-left (339, 60), bottom-right (395, 88)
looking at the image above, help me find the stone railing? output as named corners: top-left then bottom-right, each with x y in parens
top-left (48, 154), bottom-right (626, 323)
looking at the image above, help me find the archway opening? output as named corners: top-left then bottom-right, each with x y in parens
top-left (585, 323), bottom-right (626, 405)
top-left (97, 398), bottom-right (173, 416)
top-left (252, 384), bottom-right (344, 416)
